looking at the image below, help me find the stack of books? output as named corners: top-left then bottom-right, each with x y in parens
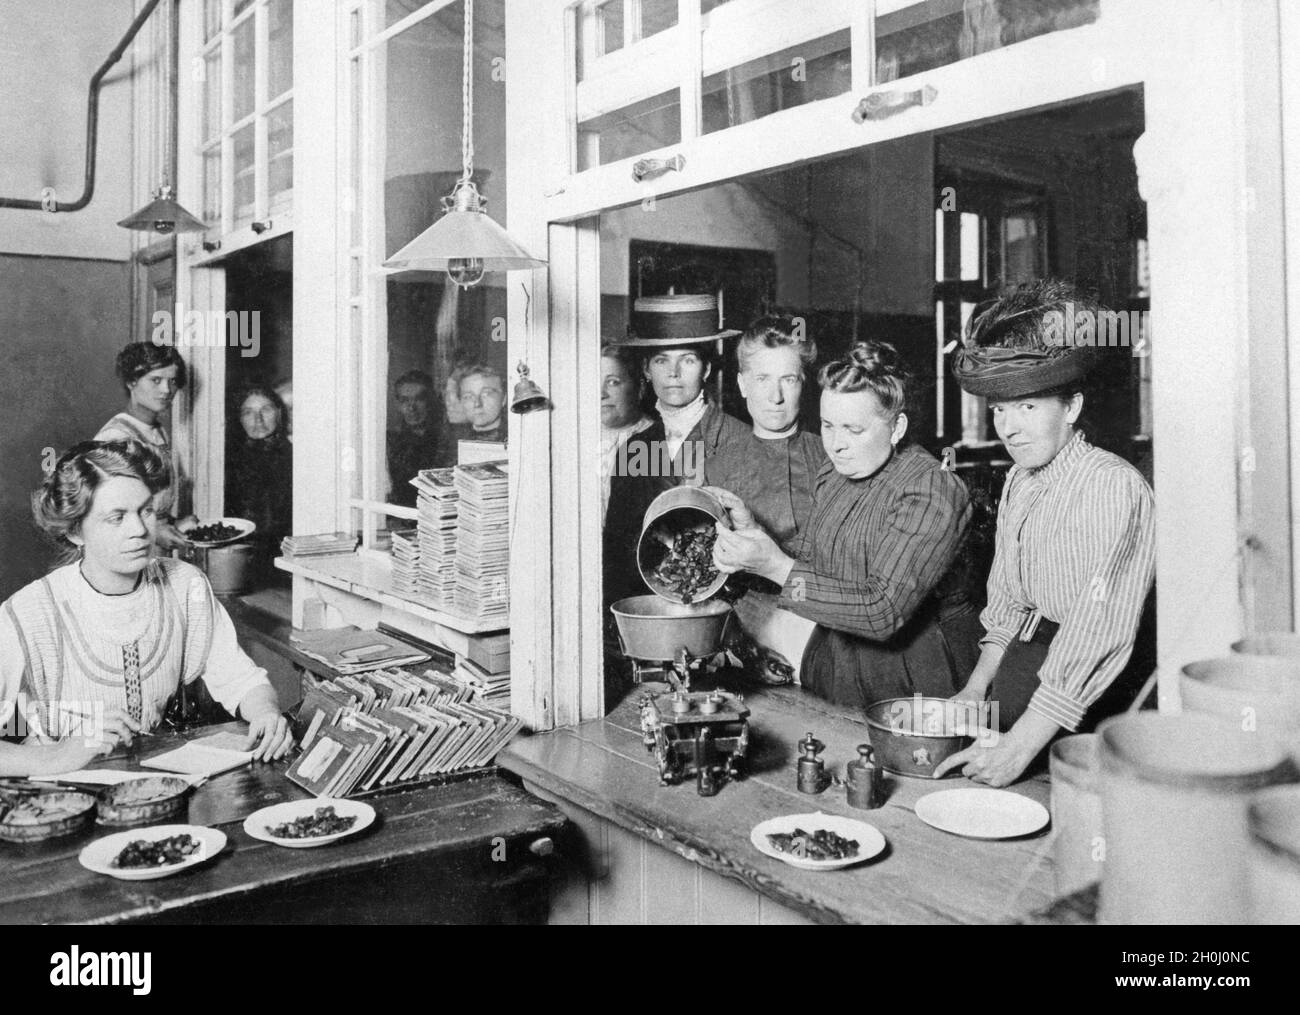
top-left (454, 657), bottom-right (511, 711)
top-left (288, 667), bottom-right (521, 797)
top-left (390, 529), bottom-right (420, 597)
top-left (412, 468), bottom-right (460, 610)
top-left (280, 531), bottom-right (359, 560)
top-left (453, 463), bottom-right (510, 623)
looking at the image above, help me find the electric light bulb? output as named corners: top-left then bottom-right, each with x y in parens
top-left (447, 258), bottom-right (485, 290)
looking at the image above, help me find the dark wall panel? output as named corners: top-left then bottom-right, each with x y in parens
top-left (0, 255), bottom-right (130, 599)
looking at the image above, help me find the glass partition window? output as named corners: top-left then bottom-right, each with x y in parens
top-left (349, 0), bottom-right (510, 612)
top-left (568, 0), bottom-right (1102, 174)
top-left (198, 0), bottom-right (294, 235)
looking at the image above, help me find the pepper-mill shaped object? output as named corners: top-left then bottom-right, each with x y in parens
top-left (796, 732), bottom-right (830, 794)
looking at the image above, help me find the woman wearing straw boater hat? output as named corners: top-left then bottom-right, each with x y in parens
top-left (934, 279), bottom-right (1156, 787)
top-left (602, 295), bottom-right (747, 608)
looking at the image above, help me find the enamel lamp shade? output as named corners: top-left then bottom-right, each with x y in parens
top-left (118, 185), bottom-right (207, 234)
top-left (382, 179), bottom-right (545, 289)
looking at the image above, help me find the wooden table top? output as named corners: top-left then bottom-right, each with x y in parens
top-left (499, 680), bottom-right (1059, 925)
top-left (0, 723), bottom-right (564, 925)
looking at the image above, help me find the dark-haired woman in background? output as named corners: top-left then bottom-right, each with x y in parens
top-left (96, 343), bottom-right (193, 551)
top-left (226, 384), bottom-right (293, 570)
top-left (934, 280), bottom-right (1155, 787)
top-left (711, 341), bottom-right (980, 709)
top-left (0, 441), bottom-right (292, 776)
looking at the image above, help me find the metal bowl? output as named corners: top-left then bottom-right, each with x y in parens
top-left (610, 595), bottom-right (733, 662)
top-left (865, 696), bottom-right (974, 778)
top-left (0, 791), bottom-right (98, 843)
top-left (96, 777), bottom-right (191, 828)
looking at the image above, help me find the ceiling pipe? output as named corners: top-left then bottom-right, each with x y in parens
top-left (0, 0), bottom-right (164, 212)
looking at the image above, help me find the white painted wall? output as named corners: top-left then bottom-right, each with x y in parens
top-left (0, 0), bottom-right (136, 260)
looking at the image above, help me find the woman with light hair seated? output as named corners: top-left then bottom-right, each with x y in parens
top-left (0, 441), bottom-right (293, 776)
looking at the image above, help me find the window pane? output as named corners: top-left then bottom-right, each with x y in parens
top-left (386, 0), bottom-right (437, 30)
top-left (232, 17), bottom-right (256, 122)
top-left (600, 1), bottom-right (625, 54)
top-left (202, 51), bottom-right (222, 142)
top-left (578, 90), bottom-right (681, 171)
top-left (232, 123), bottom-right (256, 224)
top-left (234, 0), bottom-right (256, 16)
top-left (875, 0), bottom-right (1099, 83)
top-left (268, 0), bottom-right (293, 100)
top-left (960, 212), bottom-right (980, 281)
top-left (381, 0), bottom-right (509, 521)
top-left (203, 0), bottom-right (222, 42)
top-left (351, 57), bottom-right (363, 245)
top-left (268, 100), bottom-right (294, 205)
top-left (202, 147), bottom-right (221, 223)
top-left (702, 30), bottom-right (851, 136)
top-left (639, 0), bottom-right (677, 38)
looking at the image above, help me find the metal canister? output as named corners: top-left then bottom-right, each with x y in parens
top-left (1246, 785), bottom-right (1300, 923)
top-left (1179, 656), bottom-right (1300, 757)
top-left (1049, 734), bottom-right (1103, 898)
top-left (845, 744), bottom-right (884, 809)
top-left (637, 486), bottom-right (731, 604)
top-left (796, 732), bottom-right (830, 794)
top-left (1097, 712), bottom-right (1299, 925)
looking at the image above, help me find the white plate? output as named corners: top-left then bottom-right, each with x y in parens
top-left (181, 517), bottom-right (256, 547)
top-left (914, 788), bottom-right (1050, 840)
top-left (243, 798), bottom-right (375, 848)
top-left (79, 824), bottom-right (227, 880)
top-left (750, 812), bottom-right (887, 871)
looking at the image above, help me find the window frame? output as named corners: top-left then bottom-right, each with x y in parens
top-left (498, 0), bottom-right (1275, 729)
top-left (196, 0), bottom-right (295, 257)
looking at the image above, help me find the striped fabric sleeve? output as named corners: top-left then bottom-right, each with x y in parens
top-left (978, 473), bottom-right (1030, 651)
top-left (1027, 466), bottom-right (1156, 731)
top-left (781, 471), bottom-right (971, 641)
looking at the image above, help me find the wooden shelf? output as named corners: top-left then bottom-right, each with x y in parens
top-left (274, 553), bottom-right (508, 636)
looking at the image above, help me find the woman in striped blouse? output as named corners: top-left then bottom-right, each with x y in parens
top-left (0, 441), bottom-right (293, 776)
top-left (935, 280), bottom-right (1156, 786)
top-left (711, 341), bottom-right (982, 709)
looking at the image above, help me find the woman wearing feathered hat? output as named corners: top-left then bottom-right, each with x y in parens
top-left (934, 279), bottom-right (1156, 787)
top-left (602, 295), bottom-right (748, 607)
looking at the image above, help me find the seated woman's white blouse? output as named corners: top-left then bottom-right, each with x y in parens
top-left (0, 558), bottom-right (270, 741)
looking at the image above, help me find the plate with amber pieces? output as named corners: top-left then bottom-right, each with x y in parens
top-left (243, 798), bottom-right (375, 848)
top-left (750, 812), bottom-right (886, 871)
top-left (79, 824), bottom-right (227, 881)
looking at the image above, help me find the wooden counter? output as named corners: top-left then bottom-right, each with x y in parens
top-left (0, 724), bottom-right (567, 925)
top-left (499, 679), bottom-right (1058, 925)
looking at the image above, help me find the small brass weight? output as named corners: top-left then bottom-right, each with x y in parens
top-left (796, 732), bottom-right (831, 794)
top-left (845, 744), bottom-right (885, 810)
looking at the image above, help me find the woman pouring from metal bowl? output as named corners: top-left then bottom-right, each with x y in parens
top-left (0, 441), bottom-right (294, 777)
top-left (709, 340), bottom-right (983, 709)
top-left (932, 280), bottom-right (1156, 787)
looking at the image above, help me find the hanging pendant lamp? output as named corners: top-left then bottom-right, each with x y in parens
top-left (119, 2), bottom-right (206, 234)
top-left (383, 0), bottom-right (545, 289)
top-left (119, 184), bottom-right (207, 234)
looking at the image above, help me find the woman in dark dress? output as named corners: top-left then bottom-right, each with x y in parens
top-left (603, 295), bottom-right (748, 608)
top-left (226, 384), bottom-right (293, 570)
top-left (711, 341), bottom-right (982, 710)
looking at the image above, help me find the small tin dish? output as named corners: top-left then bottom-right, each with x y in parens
top-left (96, 777), bottom-right (191, 828)
top-left (0, 791), bottom-right (98, 843)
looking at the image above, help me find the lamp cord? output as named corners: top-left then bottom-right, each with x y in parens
top-left (459, 0), bottom-right (475, 186)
